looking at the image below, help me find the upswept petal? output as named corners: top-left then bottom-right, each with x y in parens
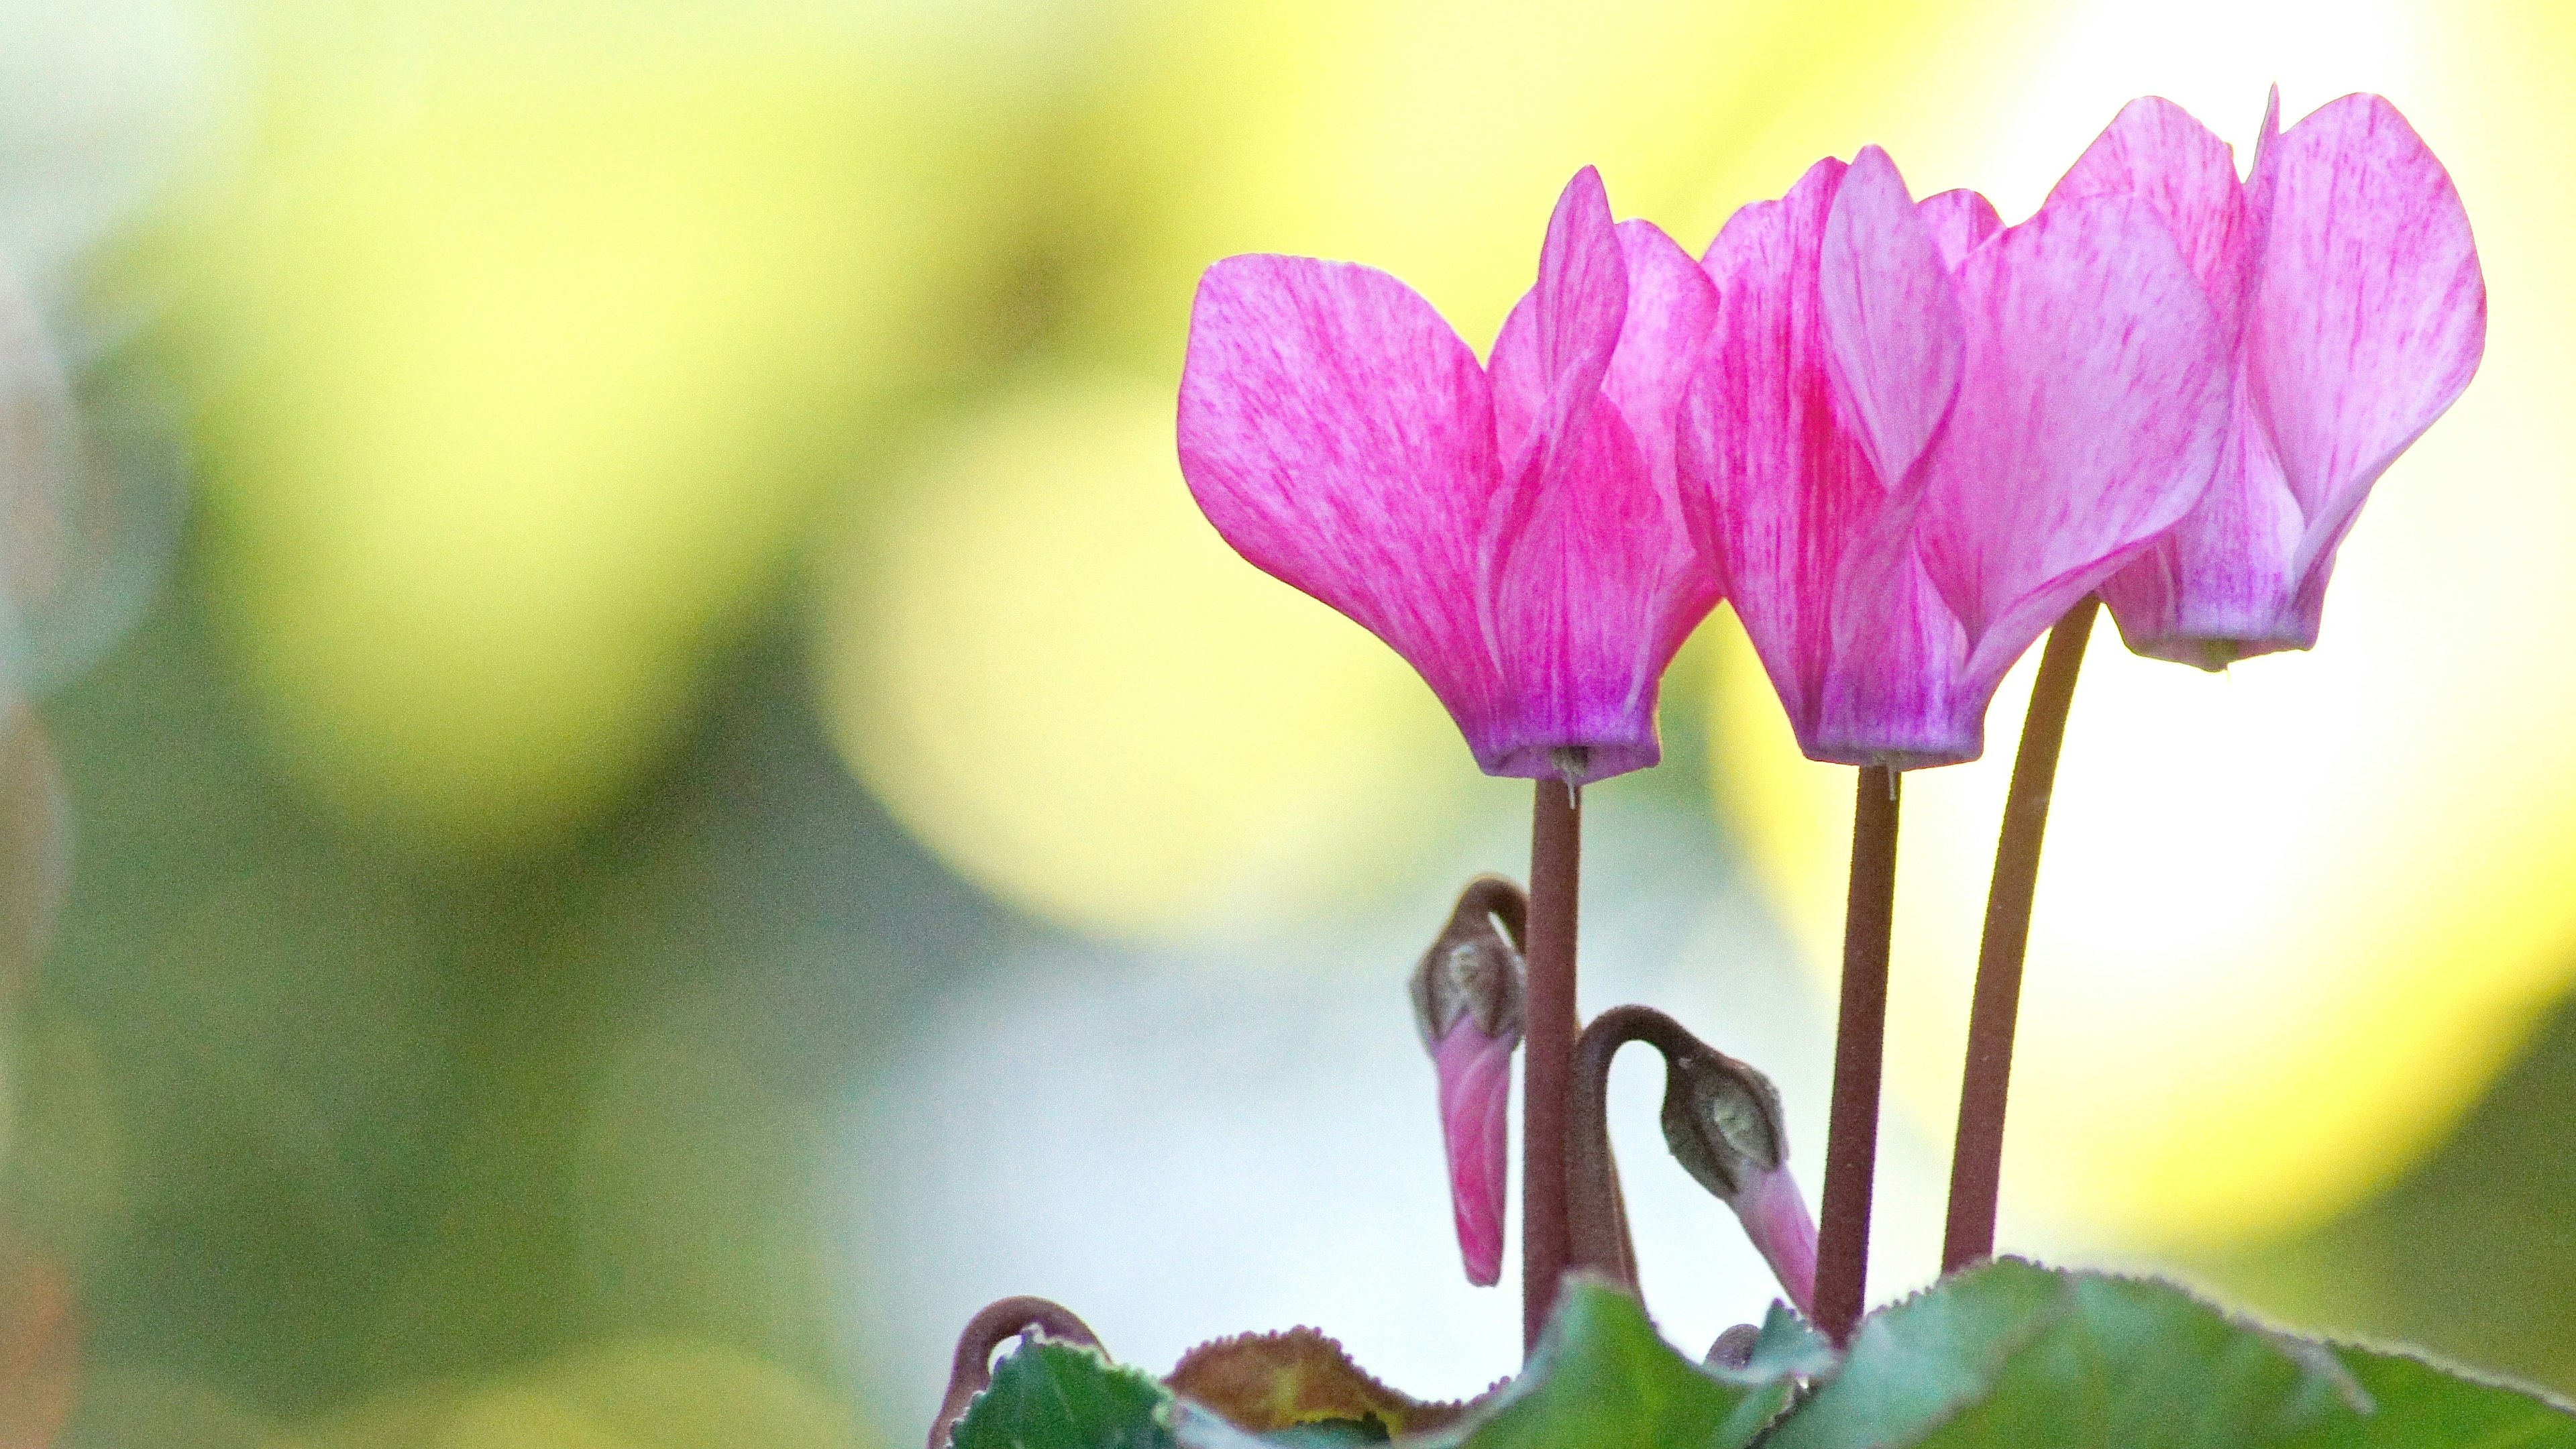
top-left (1919, 193), bottom-right (2229, 693)
top-left (1683, 157), bottom-right (1883, 743)
top-left (1916, 189), bottom-right (2003, 270)
top-left (1599, 219), bottom-right (1722, 495)
top-left (1479, 181), bottom-right (1720, 783)
top-left (1493, 166), bottom-right (1629, 487)
top-left (2048, 96), bottom-right (2256, 346)
top-left (1432, 1021), bottom-right (1517, 1287)
top-left (2098, 398), bottom-right (2308, 667)
top-left (1820, 146), bottom-right (1966, 497)
top-left (1488, 219), bottom-right (1702, 494)
top-left (1483, 397), bottom-right (1710, 782)
top-left (1177, 255), bottom-right (1503, 733)
top-left (2247, 93), bottom-right (2486, 587)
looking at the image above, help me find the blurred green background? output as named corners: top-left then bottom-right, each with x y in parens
top-left (3, 0), bottom-right (2575, 1444)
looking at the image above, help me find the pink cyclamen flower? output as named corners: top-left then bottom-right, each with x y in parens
top-left (2055, 91), bottom-right (2486, 668)
top-left (1682, 146), bottom-right (2231, 767)
top-left (1179, 168), bottom-right (1721, 786)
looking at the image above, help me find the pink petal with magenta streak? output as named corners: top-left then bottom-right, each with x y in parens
top-left (1919, 193), bottom-right (2229, 703)
top-left (1682, 156), bottom-right (1882, 749)
top-left (1819, 146), bottom-right (1964, 496)
top-left (1916, 189), bottom-right (2003, 272)
top-left (2248, 93), bottom-right (2485, 605)
top-left (1494, 166), bottom-right (1628, 488)
top-left (1480, 178), bottom-right (1720, 783)
top-left (2049, 95), bottom-right (2258, 349)
top-left (1177, 254), bottom-right (1506, 746)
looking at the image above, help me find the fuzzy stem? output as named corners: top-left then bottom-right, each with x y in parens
top-left (1568, 1005), bottom-right (1702, 1293)
top-left (1941, 597), bottom-right (2097, 1273)
top-left (1521, 780), bottom-right (1581, 1354)
top-left (1813, 765), bottom-right (1900, 1346)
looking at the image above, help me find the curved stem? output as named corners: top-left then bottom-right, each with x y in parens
top-left (1813, 765), bottom-right (1901, 1346)
top-left (1567, 1005), bottom-right (1705, 1293)
top-left (928, 1295), bottom-right (1102, 1449)
top-left (1450, 873), bottom-right (1529, 953)
top-left (1941, 597), bottom-right (2097, 1273)
top-left (1521, 780), bottom-right (1581, 1354)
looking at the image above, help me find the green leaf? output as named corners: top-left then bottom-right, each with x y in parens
top-left (1409, 1277), bottom-right (1798, 1449)
top-left (1764, 1258), bottom-right (2576, 1449)
top-left (1743, 1299), bottom-right (1838, 1380)
top-left (951, 1338), bottom-right (1178, 1449)
top-left (2330, 1343), bottom-right (2576, 1448)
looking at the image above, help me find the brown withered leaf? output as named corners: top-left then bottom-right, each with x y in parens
top-left (1164, 1327), bottom-right (1495, 1437)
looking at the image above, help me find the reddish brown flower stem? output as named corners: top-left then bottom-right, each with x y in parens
top-left (1813, 765), bottom-right (1901, 1346)
top-left (1521, 779), bottom-right (1581, 1354)
top-left (927, 1295), bottom-right (1102, 1449)
top-left (1941, 596), bottom-right (2098, 1273)
top-left (1568, 1006), bottom-right (1691, 1295)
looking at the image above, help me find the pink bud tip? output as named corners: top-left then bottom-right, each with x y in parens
top-left (1432, 1022), bottom-right (1517, 1286)
top-left (1732, 1165), bottom-right (1819, 1318)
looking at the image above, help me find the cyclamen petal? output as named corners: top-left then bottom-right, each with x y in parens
top-left (2076, 91), bottom-right (2485, 667)
top-left (2047, 96), bottom-right (2258, 346)
top-left (1686, 148), bottom-right (2229, 767)
top-left (1920, 192), bottom-right (2228, 694)
top-left (1916, 189), bottom-right (2003, 271)
top-left (1684, 156), bottom-right (1894, 751)
top-left (2252, 95), bottom-right (2486, 586)
top-left (1820, 146), bottom-right (1965, 494)
top-left (1182, 169), bottom-right (1721, 785)
top-left (1179, 256), bottom-right (1502, 730)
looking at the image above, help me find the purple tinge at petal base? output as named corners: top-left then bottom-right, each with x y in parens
top-left (1179, 167), bottom-right (1720, 787)
top-left (1431, 1020), bottom-right (1517, 1286)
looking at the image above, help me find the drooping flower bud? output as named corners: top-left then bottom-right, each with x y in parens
top-left (1569, 1005), bottom-right (1817, 1318)
top-left (1407, 875), bottom-right (1527, 1287)
top-left (1657, 1033), bottom-right (1817, 1320)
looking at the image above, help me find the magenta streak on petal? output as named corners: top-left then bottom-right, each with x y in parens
top-left (1916, 189), bottom-right (2003, 272)
top-left (1432, 1021), bottom-right (1518, 1286)
top-left (2047, 96), bottom-right (2257, 350)
top-left (1177, 254), bottom-right (1507, 749)
top-left (1819, 146), bottom-right (1964, 496)
top-left (2248, 93), bottom-right (2485, 603)
top-left (1730, 1165), bottom-right (1819, 1318)
top-left (1475, 182), bottom-right (1721, 783)
top-left (1919, 192), bottom-right (2229, 704)
top-left (1684, 156), bottom-right (1880, 751)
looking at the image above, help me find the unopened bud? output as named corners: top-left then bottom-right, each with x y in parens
top-left (1409, 875), bottom-right (1528, 1287)
top-left (1656, 1038), bottom-right (1813, 1317)
top-left (1407, 875), bottom-right (1526, 1047)
top-left (1658, 1040), bottom-right (1790, 1199)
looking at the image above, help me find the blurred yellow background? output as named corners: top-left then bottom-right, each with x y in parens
top-left (1, 0), bottom-right (2573, 1444)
